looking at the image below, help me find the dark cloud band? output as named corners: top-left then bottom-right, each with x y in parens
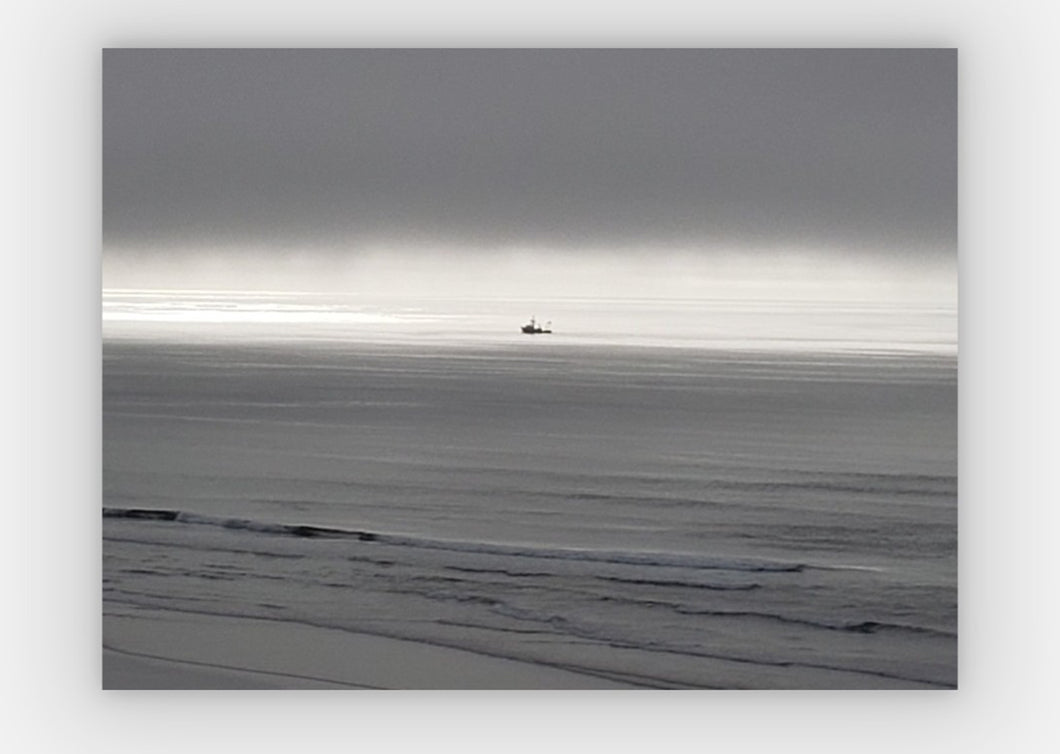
top-left (103, 49), bottom-right (956, 259)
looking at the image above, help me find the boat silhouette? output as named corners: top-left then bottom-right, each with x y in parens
top-left (521, 316), bottom-right (552, 334)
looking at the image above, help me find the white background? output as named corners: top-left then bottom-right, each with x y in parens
top-left (7, 1), bottom-right (1059, 752)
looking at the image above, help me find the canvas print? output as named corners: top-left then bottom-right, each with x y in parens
top-left (102, 49), bottom-right (957, 689)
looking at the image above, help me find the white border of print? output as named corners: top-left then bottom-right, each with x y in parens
top-left (9, 2), bottom-right (1059, 753)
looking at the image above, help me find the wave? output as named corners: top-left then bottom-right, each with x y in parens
top-left (102, 507), bottom-right (809, 574)
top-left (104, 508), bottom-right (377, 540)
top-left (597, 576), bottom-right (761, 591)
top-left (667, 607), bottom-right (956, 639)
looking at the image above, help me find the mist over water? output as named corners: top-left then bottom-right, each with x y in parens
top-left (103, 246), bottom-right (956, 356)
top-left (102, 48), bottom-right (956, 358)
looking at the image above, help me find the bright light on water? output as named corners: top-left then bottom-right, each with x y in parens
top-left (102, 288), bottom-right (956, 356)
top-left (102, 245), bottom-right (955, 354)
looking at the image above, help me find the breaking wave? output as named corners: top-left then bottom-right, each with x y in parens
top-left (103, 507), bottom-right (810, 573)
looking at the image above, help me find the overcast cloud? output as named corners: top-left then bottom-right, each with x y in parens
top-left (103, 49), bottom-right (956, 265)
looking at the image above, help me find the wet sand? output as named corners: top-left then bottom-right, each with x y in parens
top-left (104, 607), bottom-right (637, 690)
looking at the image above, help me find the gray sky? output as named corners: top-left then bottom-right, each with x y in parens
top-left (102, 49), bottom-right (955, 294)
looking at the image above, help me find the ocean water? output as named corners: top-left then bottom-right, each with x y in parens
top-left (102, 291), bottom-right (957, 689)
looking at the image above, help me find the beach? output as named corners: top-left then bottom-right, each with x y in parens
top-left (104, 607), bottom-right (635, 689)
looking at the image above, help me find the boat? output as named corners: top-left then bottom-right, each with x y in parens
top-left (521, 316), bottom-right (552, 334)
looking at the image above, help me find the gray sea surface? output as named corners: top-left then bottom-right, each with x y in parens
top-left (103, 294), bottom-right (957, 689)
